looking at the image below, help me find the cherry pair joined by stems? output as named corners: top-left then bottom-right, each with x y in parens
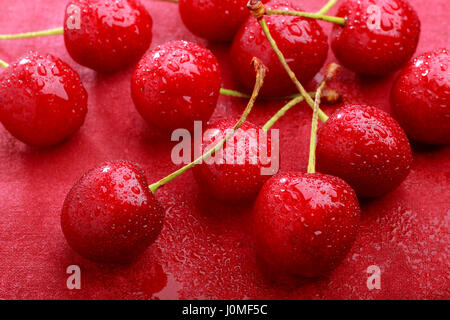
top-left (61, 58), bottom-right (267, 263)
top-left (174, 0), bottom-right (337, 43)
top-left (232, 0), bottom-right (329, 97)
top-left (242, 0), bottom-right (420, 78)
top-left (247, 0), bottom-right (414, 198)
top-left (0, 0), bottom-right (153, 72)
top-left (253, 68), bottom-right (361, 278)
top-left (0, 52), bottom-right (88, 147)
top-left (391, 48), bottom-right (450, 145)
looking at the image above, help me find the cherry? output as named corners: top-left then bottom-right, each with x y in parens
top-left (63, 0), bottom-right (153, 72)
top-left (179, 0), bottom-right (267, 42)
top-left (61, 161), bottom-right (165, 263)
top-left (390, 48), bottom-right (450, 145)
top-left (316, 105), bottom-right (413, 198)
top-left (193, 119), bottom-right (276, 202)
top-left (331, 0), bottom-right (420, 75)
top-left (131, 40), bottom-right (222, 132)
top-left (231, 0), bottom-right (328, 97)
top-left (252, 67), bottom-right (360, 278)
top-left (0, 52), bottom-right (88, 147)
top-left (252, 172), bottom-right (360, 277)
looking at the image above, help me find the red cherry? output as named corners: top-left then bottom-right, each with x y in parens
top-left (193, 119), bottom-right (276, 202)
top-left (61, 161), bottom-right (164, 263)
top-left (391, 48), bottom-right (450, 145)
top-left (231, 0), bottom-right (328, 97)
top-left (131, 40), bottom-right (222, 132)
top-left (179, 0), bottom-right (257, 42)
top-left (253, 172), bottom-right (360, 278)
top-left (331, 0), bottom-right (420, 75)
top-left (316, 105), bottom-right (413, 198)
top-left (0, 52), bottom-right (88, 147)
top-left (64, 0), bottom-right (153, 72)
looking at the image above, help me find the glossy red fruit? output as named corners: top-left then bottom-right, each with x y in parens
top-left (131, 40), bottom-right (222, 132)
top-left (61, 161), bottom-right (164, 263)
top-left (193, 119), bottom-right (277, 202)
top-left (64, 0), bottom-right (153, 72)
top-left (231, 0), bottom-right (328, 97)
top-left (0, 52), bottom-right (88, 147)
top-left (179, 0), bottom-right (264, 42)
top-left (391, 48), bottom-right (450, 145)
top-left (331, 0), bottom-right (420, 75)
top-left (316, 105), bottom-right (413, 198)
top-left (253, 172), bottom-right (360, 278)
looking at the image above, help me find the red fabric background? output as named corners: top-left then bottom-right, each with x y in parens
top-left (0, 0), bottom-right (448, 300)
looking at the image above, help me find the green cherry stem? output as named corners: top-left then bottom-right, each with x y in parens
top-left (0, 27), bottom-right (64, 40)
top-left (262, 92), bottom-right (319, 131)
top-left (220, 88), bottom-right (251, 99)
top-left (265, 9), bottom-right (346, 25)
top-left (248, 0), bottom-right (329, 123)
top-left (149, 58), bottom-right (267, 194)
top-left (262, 95), bottom-right (305, 131)
top-left (316, 0), bottom-right (339, 15)
top-left (307, 83), bottom-right (325, 174)
top-left (307, 63), bottom-right (341, 174)
top-left (262, 87), bottom-right (342, 131)
top-left (0, 59), bottom-right (9, 69)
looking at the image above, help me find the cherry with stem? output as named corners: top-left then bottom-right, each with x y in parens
top-left (252, 67), bottom-right (360, 278)
top-left (176, 0), bottom-right (338, 42)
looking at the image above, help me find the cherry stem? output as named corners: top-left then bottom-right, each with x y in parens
top-left (149, 58), bottom-right (268, 194)
top-left (220, 88), bottom-right (322, 101)
top-left (0, 59), bottom-right (9, 69)
top-left (307, 83), bottom-right (325, 174)
top-left (262, 88), bottom-right (341, 131)
top-left (262, 93), bottom-right (313, 131)
top-left (265, 9), bottom-right (346, 26)
top-left (317, 0), bottom-right (339, 15)
top-left (307, 63), bottom-right (341, 174)
top-left (220, 88), bottom-right (250, 99)
top-left (0, 27), bottom-right (64, 40)
top-left (248, 0), bottom-right (329, 123)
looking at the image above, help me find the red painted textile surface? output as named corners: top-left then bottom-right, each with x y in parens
top-left (0, 0), bottom-right (448, 299)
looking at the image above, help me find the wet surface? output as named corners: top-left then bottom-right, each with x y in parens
top-left (0, 0), bottom-right (448, 299)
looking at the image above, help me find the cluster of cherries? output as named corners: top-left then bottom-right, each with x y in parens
top-left (0, 0), bottom-right (448, 279)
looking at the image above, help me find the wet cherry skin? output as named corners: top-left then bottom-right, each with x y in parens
top-left (193, 119), bottom-right (277, 202)
top-left (316, 105), bottom-right (413, 198)
top-left (61, 161), bottom-right (165, 263)
top-left (231, 0), bottom-right (328, 97)
top-left (131, 40), bottom-right (222, 132)
top-left (0, 52), bottom-right (88, 147)
top-left (64, 0), bottom-right (153, 72)
top-left (390, 48), bottom-right (450, 145)
top-left (179, 0), bottom-right (259, 42)
top-left (331, 0), bottom-right (420, 75)
top-left (253, 172), bottom-right (360, 278)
